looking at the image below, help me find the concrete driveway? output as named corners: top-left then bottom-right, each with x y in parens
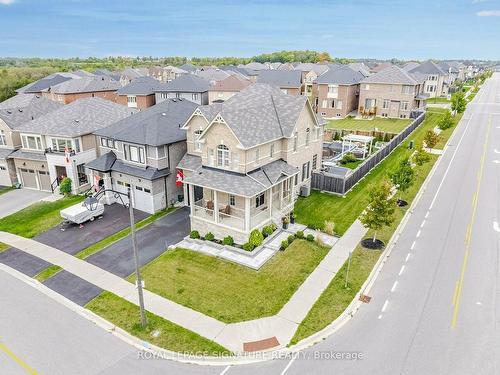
top-left (0, 188), bottom-right (51, 219)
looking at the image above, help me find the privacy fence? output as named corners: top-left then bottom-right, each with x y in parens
top-left (312, 111), bottom-right (426, 195)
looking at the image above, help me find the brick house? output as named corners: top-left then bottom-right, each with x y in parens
top-left (42, 76), bottom-right (122, 104)
top-left (256, 70), bottom-right (303, 95)
top-left (208, 75), bottom-right (252, 104)
top-left (116, 76), bottom-right (159, 109)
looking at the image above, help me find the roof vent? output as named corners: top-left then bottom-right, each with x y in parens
top-left (161, 113), bottom-right (167, 116)
top-left (172, 99), bottom-right (177, 102)
top-left (18, 109), bottom-right (23, 112)
top-left (6, 110), bottom-right (11, 114)
top-left (75, 119), bottom-right (79, 123)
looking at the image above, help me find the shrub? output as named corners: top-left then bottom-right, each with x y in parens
top-left (223, 236), bottom-right (234, 246)
top-left (339, 152), bottom-right (357, 165)
top-left (249, 229), bottom-right (264, 247)
top-left (59, 177), bottom-right (72, 195)
top-left (287, 234), bottom-right (295, 244)
top-left (316, 235), bottom-right (326, 247)
top-left (295, 230), bottom-right (304, 239)
top-left (204, 232), bottom-right (215, 241)
top-left (424, 130), bottom-right (440, 149)
top-left (324, 221), bottom-right (335, 235)
top-left (438, 111), bottom-right (454, 130)
top-left (280, 240), bottom-right (289, 250)
top-left (242, 242), bottom-right (255, 251)
top-left (306, 234), bottom-right (315, 242)
top-left (262, 225), bottom-right (275, 238)
top-left (414, 147), bottom-right (430, 166)
top-left (189, 230), bottom-right (200, 239)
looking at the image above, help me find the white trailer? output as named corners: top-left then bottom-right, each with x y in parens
top-left (60, 202), bottom-right (104, 224)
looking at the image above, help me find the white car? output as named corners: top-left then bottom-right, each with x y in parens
top-left (60, 201), bottom-right (104, 225)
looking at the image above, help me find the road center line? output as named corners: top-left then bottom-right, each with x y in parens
top-left (425, 211), bottom-right (429, 219)
top-left (219, 366), bottom-right (231, 375)
top-left (381, 300), bottom-right (389, 312)
top-left (493, 221), bottom-right (500, 232)
top-left (416, 230), bottom-right (421, 238)
top-left (405, 253), bottom-right (411, 262)
top-left (399, 265), bottom-right (406, 276)
top-left (0, 343), bottom-right (38, 375)
top-left (410, 241), bottom-right (416, 250)
top-left (378, 314), bottom-right (383, 319)
top-left (280, 354), bottom-right (297, 375)
top-left (391, 281), bottom-right (398, 292)
top-left (420, 220), bottom-right (426, 228)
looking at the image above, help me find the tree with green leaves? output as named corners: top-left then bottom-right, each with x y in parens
top-left (424, 130), bottom-right (440, 150)
top-left (451, 91), bottom-right (466, 114)
top-left (390, 157), bottom-right (414, 204)
top-left (438, 111), bottom-right (454, 130)
top-left (360, 180), bottom-right (396, 244)
top-left (414, 145), bottom-right (431, 166)
top-left (59, 177), bottom-right (72, 195)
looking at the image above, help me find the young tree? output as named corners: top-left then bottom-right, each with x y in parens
top-left (390, 157), bottom-right (414, 203)
top-left (451, 91), bottom-right (466, 114)
top-left (424, 130), bottom-right (440, 150)
top-left (360, 180), bottom-right (396, 244)
top-left (438, 111), bottom-right (454, 130)
top-left (414, 145), bottom-right (431, 166)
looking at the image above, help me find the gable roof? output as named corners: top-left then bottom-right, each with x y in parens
top-left (208, 75), bottom-right (252, 92)
top-left (195, 83), bottom-right (312, 148)
top-left (347, 62), bottom-right (371, 77)
top-left (16, 73), bottom-right (79, 94)
top-left (408, 60), bottom-right (447, 76)
top-left (402, 62), bottom-right (420, 72)
top-left (117, 76), bottom-right (160, 96)
top-left (49, 76), bottom-right (122, 94)
top-left (370, 62), bottom-right (393, 73)
top-left (155, 74), bottom-right (210, 93)
top-left (16, 97), bottom-right (135, 137)
top-left (257, 70), bottom-right (302, 89)
top-left (314, 65), bottom-right (364, 85)
top-left (95, 98), bottom-right (197, 147)
top-left (294, 63), bottom-right (329, 75)
top-left (195, 68), bottom-right (231, 83)
top-left (0, 94), bottom-right (63, 129)
top-left (179, 63), bottom-right (197, 73)
top-left (361, 65), bottom-right (419, 85)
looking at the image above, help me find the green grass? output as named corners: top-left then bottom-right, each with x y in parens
top-left (0, 186), bottom-right (14, 196)
top-left (0, 242), bottom-right (8, 253)
top-left (427, 97), bottom-right (450, 104)
top-left (86, 291), bottom-right (230, 355)
top-left (326, 117), bottom-right (412, 134)
top-left (340, 159), bottom-right (364, 170)
top-left (129, 239), bottom-right (330, 323)
top-left (34, 265), bottom-right (62, 282)
top-left (294, 110), bottom-right (451, 234)
top-left (290, 153), bottom-right (438, 344)
top-left (0, 195), bottom-right (85, 238)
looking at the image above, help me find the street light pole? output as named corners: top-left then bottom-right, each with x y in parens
top-left (128, 188), bottom-right (147, 328)
top-left (344, 250), bottom-right (353, 288)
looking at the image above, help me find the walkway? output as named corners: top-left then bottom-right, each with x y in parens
top-left (0, 219), bottom-right (367, 353)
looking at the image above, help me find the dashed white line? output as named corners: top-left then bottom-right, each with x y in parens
top-left (493, 160), bottom-right (500, 164)
top-left (420, 220), bottom-right (426, 228)
top-left (378, 314), bottom-right (383, 319)
top-left (220, 366), bottom-right (231, 375)
top-left (493, 221), bottom-right (500, 232)
top-left (425, 211), bottom-right (429, 219)
top-left (391, 281), bottom-right (398, 292)
top-left (494, 149), bottom-right (500, 154)
top-left (416, 230), bottom-right (421, 238)
top-left (405, 253), bottom-right (411, 262)
top-left (399, 265), bottom-right (406, 276)
top-left (410, 241), bottom-right (416, 250)
top-left (381, 300), bottom-right (389, 312)
top-left (280, 355), bottom-right (297, 375)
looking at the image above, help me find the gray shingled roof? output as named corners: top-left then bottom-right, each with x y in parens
top-left (183, 159), bottom-right (298, 197)
top-left (0, 148), bottom-right (14, 160)
top-left (314, 65), bottom-right (364, 85)
top-left (95, 99), bottom-right (197, 147)
top-left (361, 65), bottom-right (418, 85)
top-left (155, 74), bottom-right (210, 93)
top-left (8, 149), bottom-right (47, 161)
top-left (257, 70), bottom-right (302, 89)
top-left (117, 76), bottom-right (160, 96)
top-left (85, 151), bottom-right (170, 180)
top-left (16, 97), bottom-right (135, 137)
top-left (16, 73), bottom-right (78, 94)
top-left (402, 62), bottom-right (420, 72)
top-left (408, 61), bottom-right (447, 76)
top-left (49, 76), bottom-right (121, 94)
top-left (294, 63), bottom-right (329, 75)
top-left (196, 83), bottom-right (312, 148)
top-left (179, 63), bottom-right (197, 73)
top-left (177, 153), bottom-right (201, 171)
top-left (0, 96), bottom-right (63, 129)
top-left (195, 68), bottom-right (231, 82)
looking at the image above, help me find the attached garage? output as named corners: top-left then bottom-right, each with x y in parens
top-left (38, 170), bottom-right (52, 192)
top-left (0, 164), bottom-right (11, 186)
top-left (19, 168), bottom-right (38, 189)
top-left (133, 185), bottom-right (154, 213)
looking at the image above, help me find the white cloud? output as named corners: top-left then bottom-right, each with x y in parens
top-left (0, 0), bottom-right (16, 5)
top-left (477, 9), bottom-right (500, 16)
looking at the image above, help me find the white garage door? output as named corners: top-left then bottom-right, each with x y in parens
top-left (113, 180), bottom-right (130, 206)
top-left (20, 168), bottom-right (38, 189)
top-left (133, 185), bottom-right (154, 214)
top-left (0, 165), bottom-right (11, 186)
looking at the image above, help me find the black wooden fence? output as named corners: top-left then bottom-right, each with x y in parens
top-left (312, 112), bottom-right (426, 195)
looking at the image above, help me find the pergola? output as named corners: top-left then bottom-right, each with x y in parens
top-left (341, 134), bottom-right (375, 160)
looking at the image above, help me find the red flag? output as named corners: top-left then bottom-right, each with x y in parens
top-left (176, 169), bottom-right (184, 186)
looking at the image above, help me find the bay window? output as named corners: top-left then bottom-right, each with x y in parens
top-left (124, 143), bottom-right (145, 164)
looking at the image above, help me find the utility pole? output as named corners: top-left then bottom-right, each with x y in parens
top-left (128, 188), bottom-right (147, 328)
top-left (344, 250), bottom-right (353, 288)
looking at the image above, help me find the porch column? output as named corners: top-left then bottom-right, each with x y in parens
top-left (182, 181), bottom-right (188, 207)
top-left (268, 189), bottom-right (273, 219)
top-left (214, 190), bottom-right (219, 223)
top-left (188, 183), bottom-right (194, 216)
top-left (279, 182), bottom-right (284, 210)
top-left (244, 197), bottom-right (251, 232)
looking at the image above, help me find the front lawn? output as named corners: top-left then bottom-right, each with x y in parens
top-left (129, 239), bottom-right (330, 323)
top-left (340, 159), bottom-right (364, 170)
top-left (86, 291), bottom-right (230, 355)
top-left (427, 97), bottom-right (450, 104)
top-left (0, 195), bottom-right (84, 238)
top-left (291, 153), bottom-right (438, 344)
top-left (295, 110), bottom-right (451, 234)
top-left (326, 117), bottom-right (411, 134)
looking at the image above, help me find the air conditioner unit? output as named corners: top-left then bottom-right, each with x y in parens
top-left (300, 185), bottom-right (310, 197)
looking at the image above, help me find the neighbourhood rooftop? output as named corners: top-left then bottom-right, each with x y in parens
top-left (116, 76), bottom-right (160, 96)
top-left (155, 74), bottom-right (210, 93)
top-left (256, 70), bottom-right (303, 89)
top-left (314, 65), bottom-right (365, 85)
top-left (0, 94), bottom-right (63, 129)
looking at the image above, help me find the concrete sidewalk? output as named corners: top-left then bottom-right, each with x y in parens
top-left (0, 220), bottom-right (367, 353)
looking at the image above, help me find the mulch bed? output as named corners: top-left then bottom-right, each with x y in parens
top-left (361, 238), bottom-right (385, 250)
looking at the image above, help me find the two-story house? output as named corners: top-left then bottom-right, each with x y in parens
top-left (293, 63), bottom-right (330, 96)
top-left (408, 61), bottom-right (448, 98)
top-left (177, 83), bottom-right (325, 243)
top-left (358, 65), bottom-right (426, 119)
top-left (154, 74), bottom-right (210, 105)
top-left (0, 94), bottom-right (63, 187)
top-left (9, 98), bottom-right (134, 193)
top-left (42, 76), bottom-right (122, 104)
top-left (256, 70), bottom-right (303, 95)
top-left (312, 65), bottom-right (365, 118)
top-left (116, 76), bottom-right (159, 109)
top-left (86, 98), bottom-right (198, 213)
top-left (16, 72), bottom-right (80, 95)
top-left (148, 66), bottom-right (188, 82)
top-left (208, 75), bottom-right (252, 104)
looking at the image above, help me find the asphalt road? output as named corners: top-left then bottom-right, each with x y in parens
top-left (1, 76), bottom-right (499, 375)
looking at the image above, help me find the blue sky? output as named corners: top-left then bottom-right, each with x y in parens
top-left (0, 0), bottom-right (499, 60)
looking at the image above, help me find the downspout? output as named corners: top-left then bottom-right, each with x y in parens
top-left (165, 144), bottom-right (170, 208)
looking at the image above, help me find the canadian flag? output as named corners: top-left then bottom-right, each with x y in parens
top-left (176, 169), bottom-right (184, 186)
top-left (65, 147), bottom-right (71, 163)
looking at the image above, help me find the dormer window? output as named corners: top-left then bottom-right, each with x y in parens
top-left (0, 130), bottom-right (6, 146)
top-left (194, 129), bottom-right (203, 151)
top-left (217, 144), bottom-right (230, 168)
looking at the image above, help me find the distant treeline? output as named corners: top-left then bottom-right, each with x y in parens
top-left (0, 67), bottom-right (58, 102)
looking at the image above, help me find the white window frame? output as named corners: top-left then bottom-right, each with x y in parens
top-left (0, 130), bottom-right (7, 146)
top-left (51, 137), bottom-right (73, 153)
top-left (216, 144), bottom-right (230, 168)
top-left (21, 134), bottom-right (43, 151)
top-left (124, 143), bottom-right (145, 164)
top-left (194, 129), bottom-right (203, 151)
